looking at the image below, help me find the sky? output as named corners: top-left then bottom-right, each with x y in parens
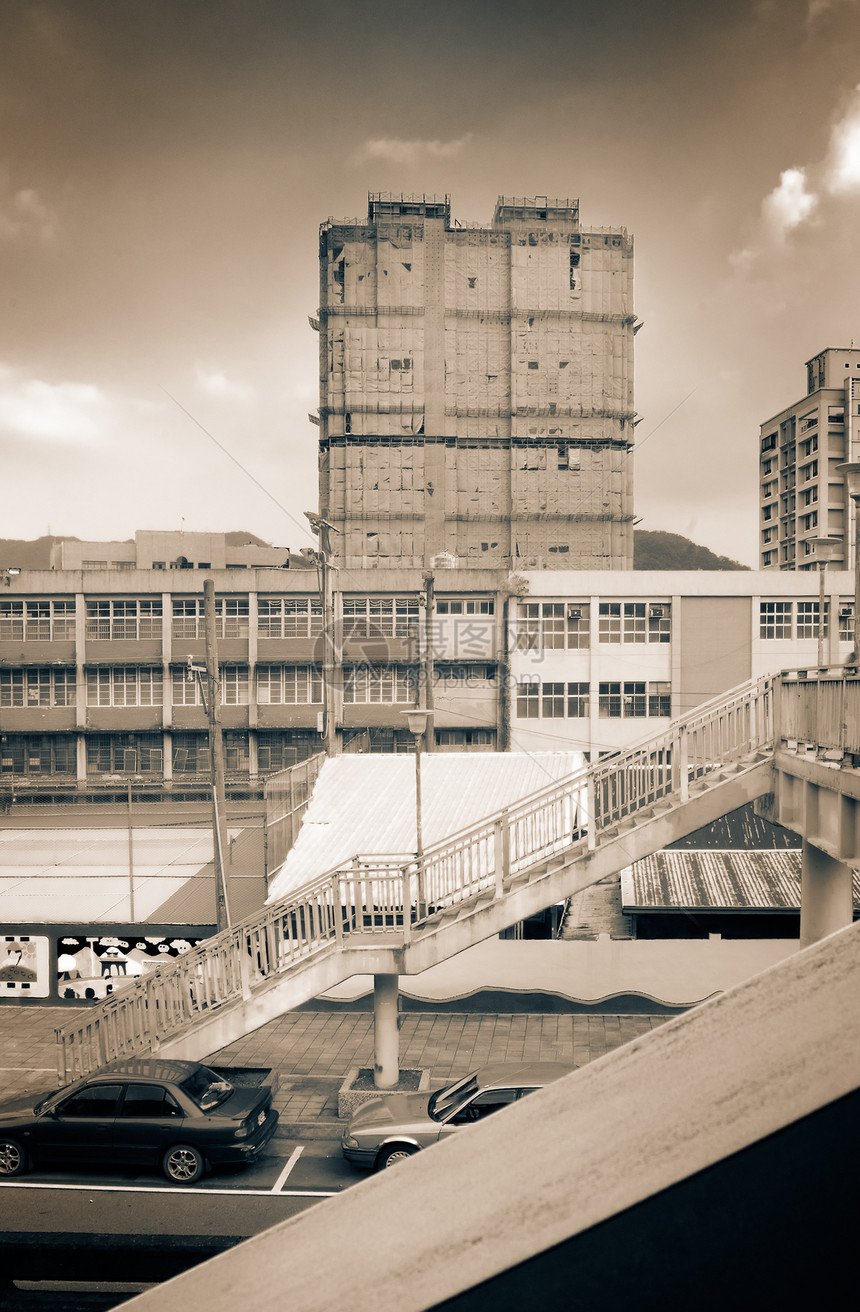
top-left (2, 0), bottom-right (860, 566)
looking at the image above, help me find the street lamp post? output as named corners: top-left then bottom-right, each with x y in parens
top-left (403, 708), bottom-right (432, 919)
top-left (837, 464), bottom-right (860, 664)
top-left (809, 537), bottom-right (842, 668)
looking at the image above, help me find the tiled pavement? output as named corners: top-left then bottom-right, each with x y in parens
top-left (0, 1005), bottom-right (669, 1138)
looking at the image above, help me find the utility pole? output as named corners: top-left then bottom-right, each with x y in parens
top-left (305, 512), bottom-right (341, 757)
top-left (202, 577), bottom-right (232, 931)
top-left (421, 572), bottom-right (435, 753)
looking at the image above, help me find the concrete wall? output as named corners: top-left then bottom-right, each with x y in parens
top-left (319, 936), bottom-right (798, 1009)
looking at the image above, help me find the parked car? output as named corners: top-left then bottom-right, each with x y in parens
top-left (341, 1061), bottom-right (574, 1171)
top-left (0, 1058), bottom-right (278, 1184)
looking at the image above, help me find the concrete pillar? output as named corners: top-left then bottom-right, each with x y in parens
top-left (799, 839), bottom-right (854, 948)
top-left (372, 973), bottom-right (400, 1090)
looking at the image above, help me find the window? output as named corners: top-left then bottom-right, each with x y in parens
top-left (86, 599), bottom-right (162, 640)
top-left (256, 665), bottom-right (322, 704)
top-left (0, 734), bottom-right (75, 776)
top-left (647, 603), bottom-right (671, 642)
top-left (258, 597), bottom-right (323, 638)
top-left (436, 598), bottom-right (494, 615)
top-left (119, 1084), bottom-right (182, 1118)
top-left (542, 682), bottom-right (566, 718)
top-left (342, 665), bottom-right (417, 703)
top-left (516, 679), bottom-right (540, 719)
top-left (800, 435), bottom-right (818, 457)
top-left (761, 433), bottom-right (777, 452)
top-left (567, 682), bottom-right (589, 717)
top-left (598, 603), bottom-right (621, 643)
top-left (221, 666), bottom-right (249, 705)
top-left (648, 682), bottom-right (671, 716)
top-left (59, 1084), bottom-right (123, 1119)
top-left (343, 597), bottom-right (419, 640)
top-left (1, 668), bottom-right (76, 708)
top-left (172, 734), bottom-right (210, 774)
top-left (763, 505), bottom-right (774, 522)
top-left (797, 601), bottom-right (828, 640)
top-left (800, 486), bottom-right (818, 506)
top-left (86, 734), bottom-right (163, 774)
top-left (801, 460), bottom-right (818, 482)
top-left (436, 728), bottom-right (494, 747)
top-left (87, 667), bottom-right (162, 706)
top-left (433, 663), bottom-right (496, 682)
top-left (623, 682), bottom-right (647, 717)
top-left (257, 732), bottom-right (318, 771)
top-left (514, 601), bottom-right (589, 650)
top-left (0, 599), bottom-right (75, 641)
top-left (172, 666), bottom-right (202, 705)
top-left (540, 604), bottom-right (567, 649)
top-left (839, 602), bottom-right (854, 642)
top-left (599, 602), bottom-right (669, 643)
top-left (172, 599), bottom-right (201, 640)
top-left (599, 682), bottom-right (621, 717)
top-left (172, 598), bottom-right (250, 640)
top-left (801, 511), bottom-right (819, 531)
top-left (760, 601), bottom-right (793, 639)
top-left (223, 730), bottom-right (249, 772)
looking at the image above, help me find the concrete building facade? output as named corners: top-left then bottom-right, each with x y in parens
top-left (316, 193), bottom-right (637, 572)
top-left (759, 346), bottom-right (860, 570)
top-left (1, 534), bottom-right (856, 792)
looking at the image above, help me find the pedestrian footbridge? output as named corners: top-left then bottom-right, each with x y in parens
top-left (58, 668), bottom-right (860, 1083)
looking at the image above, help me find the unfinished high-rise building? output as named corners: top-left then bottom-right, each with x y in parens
top-left (315, 193), bottom-right (637, 570)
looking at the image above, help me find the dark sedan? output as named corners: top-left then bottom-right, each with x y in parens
top-left (342, 1061), bottom-right (574, 1171)
top-left (0, 1057), bottom-right (279, 1184)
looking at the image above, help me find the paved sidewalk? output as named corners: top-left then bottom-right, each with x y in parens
top-left (0, 1006), bottom-right (669, 1139)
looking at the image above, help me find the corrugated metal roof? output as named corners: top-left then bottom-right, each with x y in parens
top-left (267, 751), bottom-right (583, 902)
top-left (621, 850), bottom-right (860, 913)
top-left (0, 827), bottom-right (237, 925)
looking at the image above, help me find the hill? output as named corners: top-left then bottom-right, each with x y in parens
top-left (2, 530), bottom-right (749, 573)
top-left (634, 530), bottom-right (749, 571)
top-left (0, 532), bottom-right (271, 571)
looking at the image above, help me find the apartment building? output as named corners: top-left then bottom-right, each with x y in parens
top-left (759, 346), bottom-right (860, 570)
top-left (316, 193), bottom-right (637, 571)
top-left (1, 537), bottom-right (854, 790)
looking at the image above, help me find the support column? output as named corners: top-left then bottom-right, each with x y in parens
top-left (799, 839), bottom-right (854, 948)
top-left (373, 973), bottom-right (400, 1090)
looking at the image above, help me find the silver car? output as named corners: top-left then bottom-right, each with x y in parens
top-left (341, 1061), bottom-right (574, 1171)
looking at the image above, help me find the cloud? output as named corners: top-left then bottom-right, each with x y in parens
top-left (195, 367), bottom-right (254, 403)
top-left (761, 167), bottom-right (819, 241)
top-left (0, 365), bottom-right (108, 443)
top-left (824, 85), bottom-right (860, 194)
top-left (351, 134), bottom-right (472, 167)
top-left (0, 185), bottom-right (58, 244)
top-left (806, 0), bottom-right (858, 25)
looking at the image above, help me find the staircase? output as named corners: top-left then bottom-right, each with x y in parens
top-left (58, 674), bottom-right (776, 1080)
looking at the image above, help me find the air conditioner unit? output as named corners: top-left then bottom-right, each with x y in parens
top-left (431, 552), bottom-right (458, 570)
top-left (568, 606), bottom-right (582, 619)
top-left (649, 604), bottom-right (667, 618)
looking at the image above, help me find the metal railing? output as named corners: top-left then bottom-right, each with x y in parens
top-left (777, 667), bottom-right (860, 756)
top-left (57, 673), bottom-right (776, 1081)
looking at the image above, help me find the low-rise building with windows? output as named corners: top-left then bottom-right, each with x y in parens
top-left (1, 538), bottom-right (855, 791)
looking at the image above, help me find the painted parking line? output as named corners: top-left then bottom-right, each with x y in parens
top-left (271, 1145), bottom-right (303, 1193)
top-left (0, 1179), bottom-right (336, 1198)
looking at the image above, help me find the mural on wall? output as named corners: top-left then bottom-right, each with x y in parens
top-left (0, 935), bottom-right (51, 997)
top-left (57, 935), bottom-right (200, 1001)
